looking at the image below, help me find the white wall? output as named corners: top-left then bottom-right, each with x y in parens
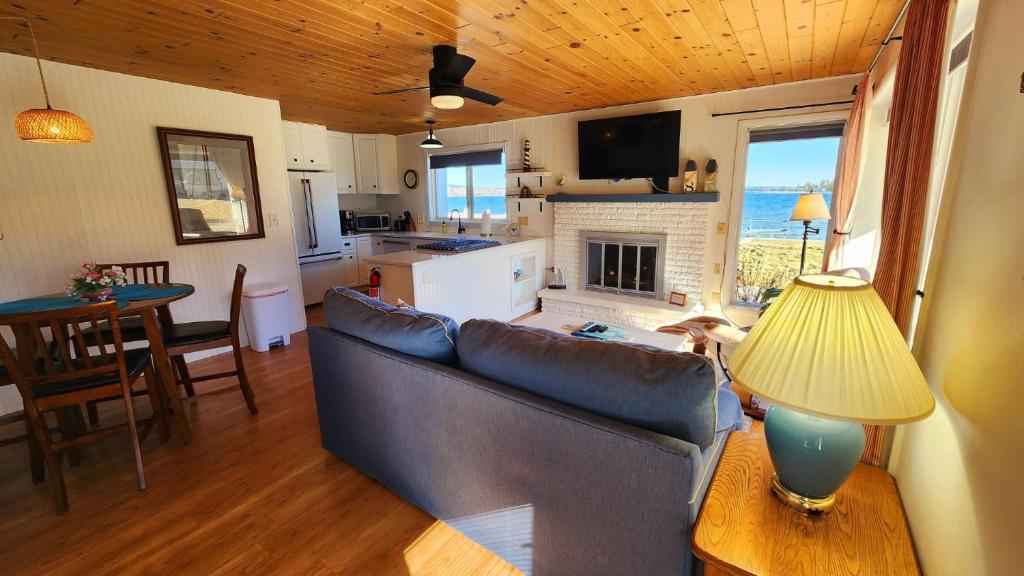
top-left (380, 75), bottom-right (859, 308)
top-left (887, 1), bottom-right (1024, 575)
top-left (0, 54), bottom-right (305, 413)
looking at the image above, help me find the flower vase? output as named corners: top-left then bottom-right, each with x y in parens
top-left (82, 288), bottom-right (113, 301)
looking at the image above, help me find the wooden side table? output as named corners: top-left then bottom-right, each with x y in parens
top-left (693, 431), bottom-right (920, 576)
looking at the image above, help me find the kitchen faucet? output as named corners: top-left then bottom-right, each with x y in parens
top-left (450, 209), bottom-right (466, 234)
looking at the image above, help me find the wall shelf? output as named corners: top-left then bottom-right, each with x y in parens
top-left (546, 192), bottom-right (720, 203)
top-left (506, 169), bottom-right (552, 188)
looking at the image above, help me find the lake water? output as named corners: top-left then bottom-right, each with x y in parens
top-left (444, 196), bottom-right (508, 219)
top-left (741, 191), bottom-right (832, 241)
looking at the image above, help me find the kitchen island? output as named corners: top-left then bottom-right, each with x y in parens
top-left (364, 235), bottom-right (548, 324)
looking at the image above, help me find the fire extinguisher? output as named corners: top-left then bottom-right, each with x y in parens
top-left (368, 267), bottom-right (381, 300)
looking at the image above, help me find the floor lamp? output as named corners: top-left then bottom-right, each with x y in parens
top-left (789, 193), bottom-right (832, 273)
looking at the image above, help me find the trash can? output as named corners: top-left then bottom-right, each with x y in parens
top-left (241, 282), bottom-right (291, 352)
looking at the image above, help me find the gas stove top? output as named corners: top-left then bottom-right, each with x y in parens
top-left (416, 238), bottom-right (502, 253)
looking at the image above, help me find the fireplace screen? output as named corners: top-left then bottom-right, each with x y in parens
top-left (581, 232), bottom-right (666, 299)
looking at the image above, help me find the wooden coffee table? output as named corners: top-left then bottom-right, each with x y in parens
top-left (516, 312), bottom-right (692, 352)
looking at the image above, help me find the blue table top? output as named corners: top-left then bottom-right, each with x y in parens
top-left (0, 284), bottom-right (193, 315)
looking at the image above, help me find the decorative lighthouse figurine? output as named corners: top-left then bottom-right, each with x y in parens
top-left (522, 139), bottom-right (531, 172)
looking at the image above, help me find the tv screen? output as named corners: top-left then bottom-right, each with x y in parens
top-left (577, 110), bottom-right (681, 180)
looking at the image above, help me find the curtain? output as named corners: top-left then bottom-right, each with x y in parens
top-left (824, 73), bottom-right (873, 270)
top-left (863, 0), bottom-right (951, 467)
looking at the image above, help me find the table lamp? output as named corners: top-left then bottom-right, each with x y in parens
top-left (729, 274), bottom-right (934, 513)
top-left (789, 193), bottom-right (831, 273)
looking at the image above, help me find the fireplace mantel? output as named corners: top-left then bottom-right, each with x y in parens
top-left (546, 193), bottom-right (719, 203)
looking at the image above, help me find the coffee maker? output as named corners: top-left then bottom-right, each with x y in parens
top-left (340, 210), bottom-right (356, 235)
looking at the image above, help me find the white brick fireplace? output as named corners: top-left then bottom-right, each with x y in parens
top-left (541, 200), bottom-right (709, 330)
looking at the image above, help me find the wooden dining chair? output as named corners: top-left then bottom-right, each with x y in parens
top-left (83, 261), bottom-right (172, 425)
top-left (0, 301), bottom-right (165, 514)
top-left (163, 264), bottom-right (257, 414)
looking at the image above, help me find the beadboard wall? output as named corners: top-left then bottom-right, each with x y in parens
top-left (379, 74), bottom-right (859, 309)
top-left (0, 54), bottom-right (305, 414)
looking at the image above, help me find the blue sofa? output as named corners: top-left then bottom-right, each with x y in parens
top-left (309, 288), bottom-right (743, 576)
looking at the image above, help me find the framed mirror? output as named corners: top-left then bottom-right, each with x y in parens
top-left (157, 127), bottom-right (265, 245)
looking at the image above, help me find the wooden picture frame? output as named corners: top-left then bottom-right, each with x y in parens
top-left (668, 291), bottom-right (688, 307)
top-left (157, 127), bottom-right (265, 245)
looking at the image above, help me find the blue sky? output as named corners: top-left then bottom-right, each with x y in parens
top-left (745, 137), bottom-right (841, 188)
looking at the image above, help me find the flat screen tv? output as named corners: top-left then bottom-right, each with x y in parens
top-left (577, 110), bottom-right (681, 180)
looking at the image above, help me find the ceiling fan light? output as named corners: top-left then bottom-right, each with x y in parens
top-left (431, 94), bottom-right (464, 109)
top-left (14, 107), bottom-right (94, 143)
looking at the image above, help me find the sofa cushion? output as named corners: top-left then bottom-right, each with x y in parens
top-left (323, 287), bottom-right (459, 366)
top-left (457, 319), bottom-right (718, 449)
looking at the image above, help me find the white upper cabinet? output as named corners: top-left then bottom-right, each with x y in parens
top-left (327, 132), bottom-right (357, 194)
top-left (354, 135), bottom-right (379, 193)
top-left (353, 134), bottom-right (399, 195)
top-left (282, 121), bottom-right (330, 171)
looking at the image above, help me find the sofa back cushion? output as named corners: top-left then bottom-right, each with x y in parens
top-left (457, 319), bottom-right (718, 449)
top-left (323, 287), bottom-right (459, 366)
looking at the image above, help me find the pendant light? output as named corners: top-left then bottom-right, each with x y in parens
top-left (3, 17), bottom-right (94, 143)
top-left (420, 119), bottom-right (443, 149)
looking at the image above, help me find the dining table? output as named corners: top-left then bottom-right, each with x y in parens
top-left (0, 283), bottom-right (197, 446)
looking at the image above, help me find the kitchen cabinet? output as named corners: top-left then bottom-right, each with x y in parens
top-left (341, 253), bottom-right (360, 287)
top-left (354, 134), bottom-right (399, 195)
top-left (283, 121), bottom-right (330, 171)
top-left (327, 132), bottom-right (357, 193)
top-left (356, 237), bottom-right (373, 284)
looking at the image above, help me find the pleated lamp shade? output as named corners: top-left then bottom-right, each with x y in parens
top-left (14, 107), bottom-right (94, 143)
top-left (729, 274), bottom-right (935, 425)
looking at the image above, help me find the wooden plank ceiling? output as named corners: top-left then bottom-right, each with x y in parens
top-left (0, 0), bottom-right (903, 134)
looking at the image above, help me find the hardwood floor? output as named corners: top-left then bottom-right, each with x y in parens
top-left (0, 306), bottom-right (520, 576)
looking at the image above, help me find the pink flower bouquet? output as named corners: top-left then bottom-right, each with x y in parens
top-left (67, 262), bottom-right (127, 300)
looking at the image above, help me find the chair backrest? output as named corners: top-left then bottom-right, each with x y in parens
top-left (229, 264), bottom-right (247, 340)
top-left (0, 302), bottom-right (127, 401)
top-left (96, 261), bottom-right (170, 285)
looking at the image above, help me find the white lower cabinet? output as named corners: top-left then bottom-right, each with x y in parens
top-left (356, 237), bottom-right (373, 284)
top-left (341, 252), bottom-right (360, 287)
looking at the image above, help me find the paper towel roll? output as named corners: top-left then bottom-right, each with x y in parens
top-left (481, 210), bottom-right (492, 236)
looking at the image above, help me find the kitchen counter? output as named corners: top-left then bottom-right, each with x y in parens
top-left (363, 235), bottom-right (544, 268)
top-left (363, 236), bottom-right (549, 324)
top-left (345, 230), bottom-right (534, 241)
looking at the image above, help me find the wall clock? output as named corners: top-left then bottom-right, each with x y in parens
top-left (403, 169), bottom-right (419, 189)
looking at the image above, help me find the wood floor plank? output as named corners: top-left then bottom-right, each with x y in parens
top-left (0, 307), bottom-right (520, 576)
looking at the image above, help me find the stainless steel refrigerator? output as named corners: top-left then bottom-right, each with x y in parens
top-left (289, 171), bottom-right (344, 305)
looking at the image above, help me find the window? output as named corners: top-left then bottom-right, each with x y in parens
top-left (732, 123), bottom-right (844, 305)
top-left (428, 149), bottom-right (506, 221)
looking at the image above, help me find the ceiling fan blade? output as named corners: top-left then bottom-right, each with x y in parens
top-left (443, 54), bottom-right (476, 82)
top-left (463, 86), bottom-right (503, 106)
top-left (372, 86), bottom-right (430, 96)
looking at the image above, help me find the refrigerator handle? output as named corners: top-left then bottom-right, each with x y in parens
top-left (307, 179), bottom-right (320, 249)
top-left (302, 179), bottom-right (315, 250)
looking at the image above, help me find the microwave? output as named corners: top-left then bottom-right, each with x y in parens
top-left (355, 211), bottom-right (391, 232)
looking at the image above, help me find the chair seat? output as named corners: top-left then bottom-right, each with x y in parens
top-left (162, 321), bottom-right (231, 348)
top-left (82, 316), bottom-right (150, 346)
top-left (33, 348), bottom-right (152, 398)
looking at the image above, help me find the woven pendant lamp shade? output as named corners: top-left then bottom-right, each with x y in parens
top-left (14, 107), bottom-right (94, 143)
top-left (729, 274), bottom-right (935, 425)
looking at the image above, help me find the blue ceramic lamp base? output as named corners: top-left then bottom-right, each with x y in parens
top-left (764, 405), bottom-right (866, 514)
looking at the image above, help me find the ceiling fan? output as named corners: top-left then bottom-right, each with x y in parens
top-left (372, 45), bottom-right (503, 110)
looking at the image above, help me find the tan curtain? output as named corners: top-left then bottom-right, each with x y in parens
top-left (824, 74), bottom-right (873, 270)
top-left (863, 0), bottom-right (951, 467)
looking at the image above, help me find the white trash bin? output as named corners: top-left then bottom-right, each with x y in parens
top-left (241, 283), bottom-right (291, 352)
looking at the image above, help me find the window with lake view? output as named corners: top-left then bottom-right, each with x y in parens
top-left (734, 125), bottom-right (843, 304)
top-left (429, 149), bottom-right (506, 222)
